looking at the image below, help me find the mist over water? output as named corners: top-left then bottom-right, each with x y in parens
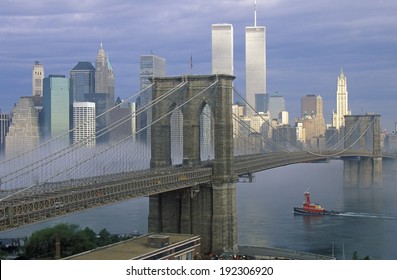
top-left (1, 159), bottom-right (396, 259)
top-left (237, 159), bottom-right (397, 259)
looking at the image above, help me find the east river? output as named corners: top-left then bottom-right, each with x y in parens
top-left (1, 159), bottom-right (396, 259)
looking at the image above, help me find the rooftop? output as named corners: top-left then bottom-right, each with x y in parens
top-left (64, 233), bottom-right (200, 260)
top-left (71, 62), bottom-right (95, 71)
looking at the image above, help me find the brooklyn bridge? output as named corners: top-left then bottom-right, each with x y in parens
top-left (0, 75), bottom-right (393, 253)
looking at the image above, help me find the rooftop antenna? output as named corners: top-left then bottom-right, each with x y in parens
top-left (254, 0), bottom-right (257, 27)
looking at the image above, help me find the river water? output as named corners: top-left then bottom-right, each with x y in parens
top-left (1, 159), bottom-right (396, 260)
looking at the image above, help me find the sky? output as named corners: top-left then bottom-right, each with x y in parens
top-left (1, 0), bottom-right (396, 131)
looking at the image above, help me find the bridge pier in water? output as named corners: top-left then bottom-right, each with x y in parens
top-left (343, 114), bottom-right (382, 187)
top-left (148, 75), bottom-right (237, 254)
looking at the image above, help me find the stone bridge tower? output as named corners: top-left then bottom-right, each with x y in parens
top-left (343, 114), bottom-right (382, 187)
top-left (148, 75), bottom-right (237, 254)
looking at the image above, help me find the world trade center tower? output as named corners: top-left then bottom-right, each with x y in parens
top-left (212, 24), bottom-right (234, 77)
top-left (245, 5), bottom-right (266, 117)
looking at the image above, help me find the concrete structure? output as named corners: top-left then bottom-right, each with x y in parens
top-left (32, 61), bottom-right (44, 97)
top-left (212, 24), bottom-right (233, 76)
top-left (332, 69), bottom-right (351, 130)
top-left (343, 114), bottom-right (382, 187)
top-left (43, 75), bottom-right (70, 141)
top-left (148, 75), bottom-right (237, 254)
top-left (73, 102), bottom-right (96, 146)
top-left (70, 62), bottom-right (95, 103)
top-left (65, 233), bottom-right (200, 260)
top-left (5, 97), bottom-right (40, 158)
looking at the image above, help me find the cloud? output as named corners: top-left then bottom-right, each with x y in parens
top-left (0, 0), bottom-right (396, 129)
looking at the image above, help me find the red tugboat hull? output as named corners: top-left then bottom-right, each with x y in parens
top-left (293, 191), bottom-right (328, 216)
top-left (293, 207), bottom-right (325, 215)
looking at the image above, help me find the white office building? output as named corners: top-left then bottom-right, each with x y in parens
top-left (73, 102), bottom-right (96, 146)
top-left (332, 69), bottom-right (351, 130)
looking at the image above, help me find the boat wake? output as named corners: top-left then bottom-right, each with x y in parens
top-left (335, 212), bottom-right (397, 220)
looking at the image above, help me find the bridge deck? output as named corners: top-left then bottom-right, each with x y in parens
top-left (0, 150), bottom-right (392, 231)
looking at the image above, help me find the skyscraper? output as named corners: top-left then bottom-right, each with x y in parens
top-left (300, 95), bottom-right (326, 147)
top-left (137, 54), bottom-right (166, 144)
top-left (140, 55), bottom-right (166, 90)
top-left (73, 102), bottom-right (96, 146)
top-left (0, 112), bottom-right (10, 157)
top-left (70, 62), bottom-right (95, 103)
top-left (5, 97), bottom-right (40, 158)
top-left (332, 69), bottom-right (351, 129)
top-left (32, 61), bottom-right (44, 97)
top-left (95, 43), bottom-right (115, 107)
top-left (268, 95), bottom-right (285, 121)
top-left (255, 93), bottom-right (269, 113)
top-left (245, 1), bottom-right (266, 116)
top-left (212, 24), bottom-right (234, 76)
top-left (301, 94), bottom-right (317, 117)
top-left (43, 75), bottom-right (70, 140)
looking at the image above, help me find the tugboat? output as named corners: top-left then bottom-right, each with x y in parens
top-left (293, 191), bottom-right (326, 215)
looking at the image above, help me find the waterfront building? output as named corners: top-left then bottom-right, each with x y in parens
top-left (332, 69), bottom-right (351, 130)
top-left (137, 54), bottom-right (166, 145)
top-left (32, 61), bottom-right (44, 97)
top-left (279, 111), bottom-right (289, 125)
top-left (272, 125), bottom-right (297, 151)
top-left (43, 75), bottom-right (70, 141)
top-left (325, 126), bottom-right (339, 149)
top-left (108, 98), bottom-right (134, 143)
top-left (232, 104), bottom-right (245, 140)
top-left (301, 94), bottom-right (317, 117)
top-left (5, 97), bottom-right (40, 158)
top-left (384, 132), bottom-right (397, 153)
top-left (70, 62), bottom-right (95, 103)
top-left (245, 2), bottom-right (266, 116)
top-left (299, 95), bottom-right (326, 147)
top-left (212, 24), bottom-right (234, 76)
top-left (0, 112), bottom-right (10, 157)
top-left (268, 95), bottom-right (285, 122)
top-left (84, 93), bottom-right (109, 143)
top-left (233, 112), bottom-right (271, 154)
top-left (255, 93), bottom-right (268, 113)
top-left (295, 121), bottom-right (306, 145)
top-left (73, 102), bottom-right (96, 146)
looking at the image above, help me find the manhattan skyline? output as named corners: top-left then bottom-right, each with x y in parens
top-left (0, 0), bottom-right (396, 130)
